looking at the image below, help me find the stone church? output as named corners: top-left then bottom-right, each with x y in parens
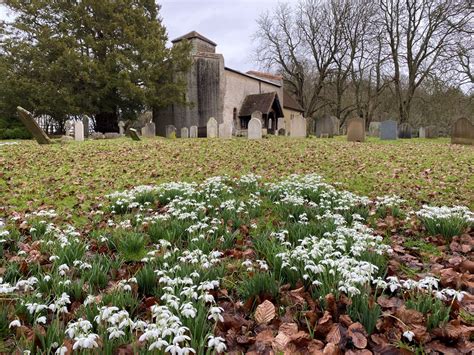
top-left (153, 31), bottom-right (305, 137)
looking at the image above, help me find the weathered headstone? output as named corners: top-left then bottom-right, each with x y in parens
top-left (398, 123), bottom-right (412, 139)
top-left (277, 117), bottom-right (286, 132)
top-left (83, 116), bottom-right (90, 138)
top-left (118, 121), bottom-right (126, 135)
top-left (316, 115), bottom-right (339, 138)
top-left (206, 117), bottom-right (218, 138)
top-left (74, 121), bottom-right (84, 142)
top-left (181, 127), bottom-right (189, 138)
top-left (165, 125), bottom-right (177, 138)
top-left (219, 122), bottom-right (232, 139)
top-left (189, 126), bottom-right (198, 138)
top-left (290, 116), bottom-right (307, 138)
top-left (248, 118), bottom-right (262, 140)
top-left (146, 122), bottom-right (155, 137)
top-left (16, 107), bottom-right (52, 144)
top-left (380, 120), bottom-right (398, 140)
top-left (129, 128), bottom-right (141, 141)
top-left (419, 127), bottom-right (426, 138)
top-left (65, 120), bottom-right (74, 136)
top-left (451, 117), bottom-right (474, 145)
top-left (347, 117), bottom-right (365, 142)
top-left (368, 122), bottom-right (381, 137)
top-left (425, 125), bottom-right (439, 139)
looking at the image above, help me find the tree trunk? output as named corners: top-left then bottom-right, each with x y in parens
top-left (95, 111), bottom-right (119, 133)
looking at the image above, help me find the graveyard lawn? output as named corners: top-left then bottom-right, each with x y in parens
top-left (1, 137), bottom-right (473, 221)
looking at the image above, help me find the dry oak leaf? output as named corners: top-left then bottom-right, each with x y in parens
top-left (272, 332), bottom-right (291, 352)
top-left (432, 319), bottom-right (474, 341)
top-left (326, 323), bottom-right (347, 346)
top-left (322, 342), bottom-right (342, 355)
top-left (425, 340), bottom-right (459, 355)
top-left (394, 306), bottom-right (424, 326)
top-left (377, 296), bottom-right (403, 309)
top-left (348, 322), bottom-right (368, 349)
top-left (255, 300), bottom-right (276, 324)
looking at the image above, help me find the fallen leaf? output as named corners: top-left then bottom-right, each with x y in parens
top-left (348, 322), bottom-right (367, 349)
top-left (255, 300), bottom-right (276, 324)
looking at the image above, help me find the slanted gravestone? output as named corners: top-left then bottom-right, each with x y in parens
top-left (347, 117), bottom-right (365, 142)
top-left (419, 127), bottom-right (426, 138)
top-left (451, 117), bottom-right (474, 145)
top-left (219, 122), bottom-right (232, 139)
top-left (398, 123), bottom-right (412, 139)
top-left (290, 116), bottom-right (307, 138)
top-left (83, 116), bottom-right (90, 138)
top-left (380, 120), bottom-right (398, 140)
top-left (425, 125), bottom-right (439, 139)
top-left (189, 126), bottom-right (198, 138)
top-left (118, 121), bottom-right (125, 135)
top-left (248, 118), bottom-right (262, 140)
top-left (316, 115), bottom-right (339, 138)
top-left (129, 128), bottom-right (141, 141)
top-left (181, 127), bottom-right (189, 138)
top-left (165, 125), bottom-right (177, 138)
top-left (74, 121), bottom-right (84, 141)
top-left (16, 107), bottom-right (52, 144)
top-left (368, 122), bottom-right (381, 137)
top-left (206, 117), bottom-right (218, 138)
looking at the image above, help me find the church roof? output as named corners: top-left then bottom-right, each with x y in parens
top-left (283, 90), bottom-right (304, 113)
top-left (239, 92), bottom-right (283, 117)
top-left (171, 31), bottom-right (217, 46)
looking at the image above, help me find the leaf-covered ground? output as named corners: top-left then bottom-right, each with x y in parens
top-left (1, 137), bottom-right (473, 221)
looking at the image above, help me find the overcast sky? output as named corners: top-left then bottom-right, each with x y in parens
top-left (0, 0), bottom-right (298, 72)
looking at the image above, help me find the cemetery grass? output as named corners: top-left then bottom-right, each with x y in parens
top-left (1, 137), bottom-right (473, 221)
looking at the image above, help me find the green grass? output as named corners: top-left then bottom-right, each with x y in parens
top-left (1, 137), bottom-right (473, 220)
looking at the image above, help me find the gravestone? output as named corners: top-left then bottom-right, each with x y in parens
top-left (189, 126), bottom-right (198, 138)
top-left (141, 122), bottom-right (155, 138)
top-left (118, 121), bottom-right (125, 135)
top-left (368, 122), bottom-right (381, 137)
top-left (290, 116), bottom-right (307, 138)
top-left (129, 128), bottom-right (141, 141)
top-left (206, 117), bottom-right (218, 138)
top-left (181, 127), bottom-right (189, 138)
top-left (91, 132), bottom-right (105, 140)
top-left (425, 125), bottom-right (439, 139)
top-left (74, 121), bottom-right (84, 141)
top-left (277, 117), bottom-right (286, 132)
top-left (268, 118), bottom-right (273, 130)
top-left (104, 132), bottom-right (121, 139)
top-left (380, 120), bottom-right (398, 140)
top-left (316, 115), bottom-right (339, 138)
top-left (398, 123), bottom-right (412, 139)
top-left (83, 116), bottom-right (90, 138)
top-left (165, 125), bottom-right (177, 138)
top-left (251, 111), bottom-right (263, 121)
top-left (347, 117), bottom-right (365, 142)
top-left (16, 107), bottom-right (52, 144)
top-left (419, 127), bottom-right (426, 138)
top-left (248, 118), bottom-right (262, 140)
top-left (451, 117), bottom-right (474, 145)
top-left (219, 123), bottom-right (232, 139)
top-left (65, 120), bottom-right (74, 136)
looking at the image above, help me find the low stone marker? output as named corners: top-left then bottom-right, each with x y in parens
top-left (419, 127), bottom-right (426, 138)
top-left (425, 125), bottom-right (439, 139)
top-left (129, 128), bottom-right (141, 141)
top-left (290, 116), bottom-right (307, 138)
top-left (368, 122), bottom-right (381, 137)
top-left (207, 117), bottom-right (218, 138)
top-left (451, 117), bottom-right (474, 145)
top-left (181, 127), bottom-right (189, 138)
top-left (165, 125), bottom-right (177, 138)
top-left (118, 121), bottom-right (125, 135)
top-left (16, 107), bottom-right (52, 144)
top-left (219, 122), bottom-right (232, 139)
top-left (380, 120), bottom-right (398, 140)
top-left (347, 117), bottom-right (365, 142)
top-left (74, 121), bottom-right (84, 141)
top-left (189, 126), bottom-right (198, 138)
top-left (104, 132), bottom-right (121, 139)
top-left (248, 118), bottom-right (262, 140)
top-left (91, 132), bottom-right (105, 140)
top-left (316, 115), bottom-right (339, 138)
top-left (398, 123), bottom-right (412, 139)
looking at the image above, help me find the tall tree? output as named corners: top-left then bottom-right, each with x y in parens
top-left (1, 0), bottom-right (191, 132)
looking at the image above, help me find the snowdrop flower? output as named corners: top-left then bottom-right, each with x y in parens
top-left (403, 330), bottom-right (414, 342)
top-left (72, 333), bottom-right (99, 350)
top-left (108, 326), bottom-right (125, 339)
top-left (9, 319), bottom-right (21, 328)
top-left (55, 346), bottom-right (67, 355)
top-left (36, 316), bottom-right (47, 324)
top-left (208, 336), bottom-right (227, 353)
top-left (208, 307), bottom-right (224, 322)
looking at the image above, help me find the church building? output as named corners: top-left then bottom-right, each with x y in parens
top-left (153, 31), bottom-right (305, 137)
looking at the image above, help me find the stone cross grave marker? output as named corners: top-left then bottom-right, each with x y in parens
top-left (380, 120), bottom-right (397, 140)
top-left (347, 117), bottom-right (365, 142)
top-left (207, 117), bottom-right (218, 138)
top-left (16, 107), bottom-right (52, 144)
top-left (248, 117), bottom-right (262, 140)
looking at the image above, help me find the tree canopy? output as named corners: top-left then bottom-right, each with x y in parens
top-left (0, 0), bottom-right (192, 133)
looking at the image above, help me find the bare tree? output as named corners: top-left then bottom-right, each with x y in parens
top-left (378, 0), bottom-right (471, 123)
